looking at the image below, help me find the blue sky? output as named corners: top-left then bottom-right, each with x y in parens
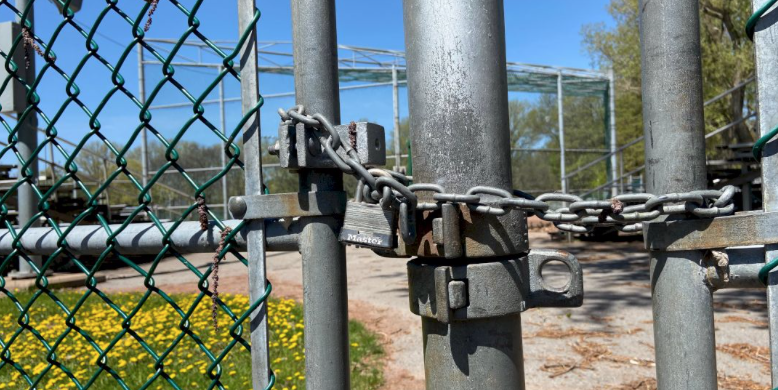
top-left (0, 0), bottom-right (613, 167)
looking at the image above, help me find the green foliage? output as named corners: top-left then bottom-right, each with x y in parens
top-left (75, 141), bottom-right (247, 221)
top-left (509, 95), bottom-right (609, 195)
top-left (582, 0), bottom-right (757, 172)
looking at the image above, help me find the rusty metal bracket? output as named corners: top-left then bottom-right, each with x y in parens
top-left (278, 121), bottom-right (386, 169)
top-left (376, 204), bottom-right (529, 259)
top-left (644, 211), bottom-right (778, 252)
top-left (406, 249), bottom-right (583, 323)
top-left (228, 191), bottom-right (346, 220)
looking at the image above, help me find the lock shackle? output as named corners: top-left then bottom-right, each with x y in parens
top-left (375, 177), bottom-right (418, 210)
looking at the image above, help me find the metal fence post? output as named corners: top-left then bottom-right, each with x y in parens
top-left (290, 1), bottom-right (351, 389)
top-left (137, 44), bottom-right (149, 189)
top-left (608, 69), bottom-right (618, 197)
top-left (558, 71), bottom-right (567, 193)
top-left (218, 66), bottom-right (229, 219)
top-left (236, 0), bottom-right (271, 387)
top-left (12, 0), bottom-right (40, 278)
top-left (403, 0), bottom-right (525, 388)
top-left (750, 0), bottom-right (778, 383)
top-left (392, 65), bottom-right (401, 171)
top-left (638, 0), bottom-right (717, 388)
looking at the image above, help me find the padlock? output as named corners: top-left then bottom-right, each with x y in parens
top-left (339, 201), bottom-right (397, 249)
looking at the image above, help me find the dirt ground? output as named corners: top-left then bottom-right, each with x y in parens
top-left (94, 232), bottom-right (771, 390)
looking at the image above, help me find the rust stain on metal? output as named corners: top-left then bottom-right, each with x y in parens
top-left (348, 121), bottom-right (357, 149)
top-left (144, 0), bottom-right (160, 32)
top-left (21, 27), bottom-right (45, 69)
top-left (197, 196), bottom-right (209, 231)
top-left (211, 226), bottom-right (232, 331)
top-left (387, 206), bottom-right (529, 258)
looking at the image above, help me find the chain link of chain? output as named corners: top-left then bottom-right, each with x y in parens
top-left (278, 106), bottom-right (737, 235)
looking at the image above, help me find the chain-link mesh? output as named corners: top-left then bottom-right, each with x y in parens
top-left (0, 1), bottom-right (270, 389)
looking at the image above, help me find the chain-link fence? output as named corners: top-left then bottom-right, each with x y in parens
top-left (0, 1), bottom-right (271, 388)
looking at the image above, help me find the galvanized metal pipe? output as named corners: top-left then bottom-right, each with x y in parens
top-left (236, 0), bottom-right (271, 387)
top-left (14, 0), bottom-right (40, 278)
top-left (0, 219), bottom-right (302, 256)
top-left (218, 66), bottom-right (229, 219)
top-left (392, 65), bottom-right (402, 171)
top-left (608, 69), bottom-right (618, 197)
top-left (404, 0), bottom-right (512, 195)
top-left (422, 316), bottom-right (524, 389)
top-left (291, 0), bottom-right (350, 388)
top-left (137, 44), bottom-right (149, 189)
top-left (707, 263), bottom-right (767, 291)
top-left (751, 0), bottom-right (778, 383)
top-left (403, 0), bottom-right (524, 388)
top-left (558, 71), bottom-right (567, 193)
top-left (639, 0), bottom-right (716, 388)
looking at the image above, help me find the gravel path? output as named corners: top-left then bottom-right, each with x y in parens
top-left (95, 233), bottom-right (771, 390)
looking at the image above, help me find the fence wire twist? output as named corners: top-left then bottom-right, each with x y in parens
top-left (0, 1), bottom-right (272, 389)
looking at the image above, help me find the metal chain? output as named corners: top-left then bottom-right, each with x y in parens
top-left (278, 106), bottom-right (737, 234)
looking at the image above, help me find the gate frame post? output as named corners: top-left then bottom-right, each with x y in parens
top-left (750, 0), bottom-right (778, 384)
top-left (236, 0), bottom-right (271, 388)
top-left (638, 0), bottom-right (717, 388)
top-left (403, 0), bottom-right (527, 388)
top-left (11, 0), bottom-right (41, 279)
top-left (290, 1), bottom-right (351, 389)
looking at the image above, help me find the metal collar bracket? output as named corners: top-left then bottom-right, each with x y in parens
top-left (644, 211), bottom-right (778, 252)
top-left (376, 203), bottom-right (529, 259)
top-left (229, 191), bottom-right (346, 220)
top-left (277, 121), bottom-right (386, 169)
top-left (407, 249), bottom-right (583, 323)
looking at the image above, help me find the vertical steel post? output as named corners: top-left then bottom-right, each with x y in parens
top-left (404, 1), bottom-right (524, 388)
top-left (218, 66), bottom-right (229, 219)
top-left (608, 69), bottom-right (618, 197)
top-left (237, 0), bottom-right (270, 387)
top-left (751, 0), bottom-right (778, 383)
top-left (392, 65), bottom-right (401, 171)
top-left (137, 45), bottom-right (149, 188)
top-left (291, 1), bottom-right (350, 389)
top-left (619, 151), bottom-right (625, 194)
top-left (639, 1), bottom-right (716, 388)
top-left (557, 71), bottom-right (567, 193)
top-left (13, 0), bottom-right (40, 278)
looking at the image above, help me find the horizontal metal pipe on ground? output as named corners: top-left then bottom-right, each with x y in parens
top-left (0, 220), bottom-right (301, 256)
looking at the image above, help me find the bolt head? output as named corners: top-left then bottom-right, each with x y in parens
top-left (228, 196), bottom-right (247, 219)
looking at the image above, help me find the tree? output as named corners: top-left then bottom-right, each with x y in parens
top-left (582, 0), bottom-right (757, 172)
top-left (508, 95), bottom-right (609, 195)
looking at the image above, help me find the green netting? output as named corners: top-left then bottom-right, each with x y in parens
top-left (258, 65), bottom-right (610, 97)
top-left (0, 1), bottom-right (270, 389)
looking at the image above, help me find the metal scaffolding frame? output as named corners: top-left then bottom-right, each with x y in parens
top-left (137, 37), bottom-right (617, 206)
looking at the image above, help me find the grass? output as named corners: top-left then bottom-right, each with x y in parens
top-left (0, 290), bottom-right (384, 390)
